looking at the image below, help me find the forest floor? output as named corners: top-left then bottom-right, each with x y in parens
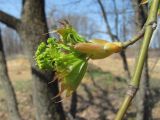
top-left (0, 50), bottom-right (160, 120)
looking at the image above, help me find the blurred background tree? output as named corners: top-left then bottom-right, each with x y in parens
top-left (0, 0), bottom-right (160, 120)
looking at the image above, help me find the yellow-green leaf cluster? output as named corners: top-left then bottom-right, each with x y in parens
top-left (35, 25), bottom-right (88, 97)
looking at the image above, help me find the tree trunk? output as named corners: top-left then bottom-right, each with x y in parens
top-left (19, 0), bottom-right (65, 120)
top-left (0, 29), bottom-right (22, 120)
top-left (0, 0), bottom-right (65, 120)
top-left (131, 0), bottom-right (152, 120)
top-left (70, 91), bottom-right (78, 118)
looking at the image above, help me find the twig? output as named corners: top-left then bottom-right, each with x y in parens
top-left (122, 20), bottom-right (157, 48)
top-left (97, 0), bottom-right (131, 81)
top-left (122, 27), bottom-right (145, 48)
top-left (97, 0), bottom-right (115, 41)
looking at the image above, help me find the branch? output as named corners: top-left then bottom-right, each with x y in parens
top-left (122, 27), bottom-right (145, 48)
top-left (0, 10), bottom-right (21, 30)
top-left (62, 0), bottom-right (81, 6)
top-left (97, 0), bottom-right (115, 41)
top-left (114, 0), bottom-right (160, 119)
top-left (113, 0), bottom-right (119, 36)
top-left (121, 20), bottom-right (157, 48)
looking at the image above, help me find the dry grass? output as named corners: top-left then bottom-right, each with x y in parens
top-left (0, 53), bottom-right (160, 120)
top-left (6, 52), bottom-right (160, 81)
top-left (7, 56), bottom-right (31, 81)
top-left (90, 53), bottom-right (160, 80)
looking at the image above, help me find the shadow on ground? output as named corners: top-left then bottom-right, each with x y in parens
top-left (71, 63), bottom-right (160, 120)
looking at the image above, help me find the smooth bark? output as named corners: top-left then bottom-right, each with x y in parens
top-left (132, 0), bottom-right (152, 120)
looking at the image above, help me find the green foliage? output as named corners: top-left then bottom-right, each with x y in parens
top-left (56, 25), bottom-right (86, 45)
top-left (35, 24), bottom-right (88, 96)
top-left (35, 36), bottom-right (87, 71)
top-left (35, 22), bottom-right (124, 97)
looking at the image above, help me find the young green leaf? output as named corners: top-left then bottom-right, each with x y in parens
top-left (35, 24), bottom-right (88, 98)
top-left (35, 22), bottom-right (123, 99)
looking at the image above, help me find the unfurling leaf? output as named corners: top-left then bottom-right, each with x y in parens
top-left (74, 39), bottom-right (122, 59)
top-left (60, 60), bottom-right (88, 97)
top-left (35, 22), bottom-right (122, 99)
top-left (140, 0), bottom-right (148, 4)
top-left (35, 23), bottom-right (88, 99)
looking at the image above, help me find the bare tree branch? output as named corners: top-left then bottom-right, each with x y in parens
top-left (62, 0), bottom-right (81, 6)
top-left (122, 27), bottom-right (145, 48)
top-left (97, 0), bottom-right (131, 80)
top-left (113, 0), bottom-right (119, 36)
top-left (0, 10), bottom-right (21, 30)
top-left (97, 0), bottom-right (115, 41)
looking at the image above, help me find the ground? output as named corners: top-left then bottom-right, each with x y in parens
top-left (0, 49), bottom-right (160, 120)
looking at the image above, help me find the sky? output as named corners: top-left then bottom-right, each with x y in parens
top-left (0, 0), bottom-right (113, 40)
top-left (0, 0), bottom-right (144, 43)
top-left (0, 0), bottom-right (103, 31)
top-left (0, 0), bottom-right (101, 19)
top-left (0, 0), bottom-right (22, 18)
